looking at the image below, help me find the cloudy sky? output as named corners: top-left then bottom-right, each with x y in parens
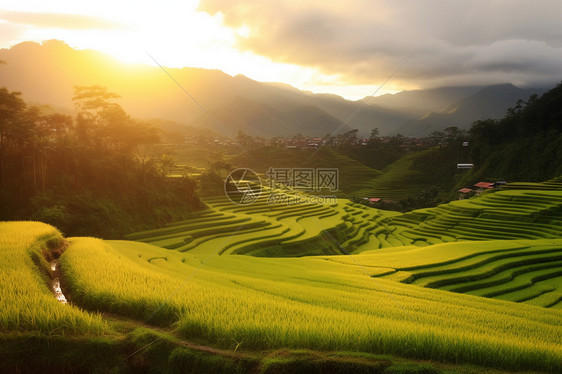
top-left (1, 0), bottom-right (561, 99)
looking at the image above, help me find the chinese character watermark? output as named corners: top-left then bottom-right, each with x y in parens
top-left (266, 167), bottom-right (338, 191)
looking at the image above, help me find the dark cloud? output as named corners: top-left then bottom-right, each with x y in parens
top-left (0, 11), bottom-right (126, 30)
top-left (198, 0), bottom-right (562, 88)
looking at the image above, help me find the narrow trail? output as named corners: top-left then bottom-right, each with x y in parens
top-left (101, 311), bottom-right (249, 359)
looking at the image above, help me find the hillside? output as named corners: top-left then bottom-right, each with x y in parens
top-left (462, 81), bottom-right (562, 183)
top-left (1, 41), bottom-right (552, 137)
top-left (230, 147), bottom-right (383, 194)
top-left (369, 85), bottom-right (485, 114)
top-left (0, 40), bottom-right (414, 136)
top-left (351, 149), bottom-right (442, 201)
top-left (3, 180), bottom-right (562, 372)
top-left (397, 84), bottom-right (547, 136)
top-left (126, 178), bottom-right (562, 256)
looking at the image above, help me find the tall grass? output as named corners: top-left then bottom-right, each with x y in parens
top-left (62, 237), bottom-right (562, 372)
top-left (0, 222), bottom-right (107, 335)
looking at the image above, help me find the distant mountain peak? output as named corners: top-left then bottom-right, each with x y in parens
top-left (395, 83), bottom-right (550, 136)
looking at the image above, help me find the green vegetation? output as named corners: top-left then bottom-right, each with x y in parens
top-left (0, 222), bottom-right (124, 372)
top-left (353, 149), bottom-right (440, 201)
top-left (464, 81), bottom-right (562, 183)
top-left (3, 178), bottom-right (562, 372)
top-left (125, 182), bottom-right (562, 258)
top-left (3, 81), bottom-right (562, 373)
top-left (0, 86), bottom-right (203, 237)
top-left (0, 221), bottom-right (106, 334)
top-left (370, 240), bottom-right (562, 307)
top-left (60, 230), bottom-right (561, 372)
top-left (351, 128), bottom-right (472, 208)
top-left (126, 189), bottom-right (404, 257)
top-left (232, 146), bottom-right (382, 195)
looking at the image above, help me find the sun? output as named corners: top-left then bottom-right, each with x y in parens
top-left (1, 0), bottom-right (400, 100)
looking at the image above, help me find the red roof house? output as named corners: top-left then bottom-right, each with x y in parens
top-left (473, 182), bottom-right (494, 189)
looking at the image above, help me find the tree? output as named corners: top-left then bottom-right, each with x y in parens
top-left (389, 133), bottom-right (405, 146)
top-left (0, 86), bottom-right (202, 237)
top-left (157, 153), bottom-right (177, 177)
top-left (72, 86), bottom-right (123, 149)
top-left (443, 126), bottom-right (466, 144)
top-left (236, 129), bottom-right (256, 149)
top-left (340, 129), bottom-right (359, 146)
top-left (0, 88), bottom-right (26, 185)
top-left (369, 128), bottom-right (380, 143)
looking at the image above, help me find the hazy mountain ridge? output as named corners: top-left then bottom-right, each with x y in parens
top-left (0, 40), bottom-right (553, 137)
top-left (396, 84), bottom-right (548, 136)
top-left (369, 86), bottom-right (486, 113)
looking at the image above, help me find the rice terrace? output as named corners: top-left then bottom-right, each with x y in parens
top-left (2, 3), bottom-right (562, 373)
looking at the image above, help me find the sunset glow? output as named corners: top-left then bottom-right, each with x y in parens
top-left (2, 1), bottom-right (562, 99)
top-left (0, 0), bottom-right (399, 100)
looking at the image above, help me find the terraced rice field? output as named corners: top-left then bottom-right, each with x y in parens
top-left (125, 180), bottom-right (562, 311)
top-left (0, 222), bottom-right (106, 335)
top-left (3, 178), bottom-right (562, 372)
top-left (353, 149), bottom-right (437, 200)
top-left (125, 189), bottom-right (404, 257)
top-left (127, 183), bottom-right (562, 257)
top-left (391, 189), bottom-right (562, 243)
top-left (60, 235), bottom-right (562, 372)
top-left (368, 240), bottom-right (562, 309)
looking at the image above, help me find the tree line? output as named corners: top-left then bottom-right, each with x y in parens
top-left (0, 86), bottom-right (202, 237)
top-left (467, 81), bottom-right (562, 182)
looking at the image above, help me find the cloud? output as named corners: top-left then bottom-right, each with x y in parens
top-left (0, 11), bottom-right (126, 30)
top-left (198, 0), bottom-right (562, 88)
top-left (0, 21), bottom-right (27, 45)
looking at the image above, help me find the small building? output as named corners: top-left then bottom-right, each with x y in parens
top-left (457, 163), bottom-right (474, 169)
top-left (473, 182), bottom-right (494, 194)
top-left (365, 197), bottom-right (382, 206)
top-left (458, 188), bottom-right (473, 199)
top-left (493, 181), bottom-right (507, 189)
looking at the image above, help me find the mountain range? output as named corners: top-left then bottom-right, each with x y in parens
top-left (0, 40), bottom-right (553, 137)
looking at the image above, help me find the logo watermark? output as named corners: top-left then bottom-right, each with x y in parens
top-left (224, 168), bottom-right (262, 205)
top-left (266, 167), bottom-right (339, 191)
top-left (267, 193), bottom-right (337, 205)
top-left (225, 167), bottom-right (339, 205)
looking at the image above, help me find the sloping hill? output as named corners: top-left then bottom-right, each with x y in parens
top-left (369, 85), bottom-right (485, 114)
top-left (125, 178), bottom-right (562, 260)
top-left (66, 227), bottom-right (562, 373)
top-left (4, 181), bottom-right (562, 371)
top-left (397, 84), bottom-right (547, 136)
top-left (231, 147), bottom-right (383, 194)
top-left (352, 149), bottom-right (440, 201)
top-left (0, 40), bottom-right (415, 136)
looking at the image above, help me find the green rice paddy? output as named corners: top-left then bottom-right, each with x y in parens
top-left (2, 178), bottom-right (562, 372)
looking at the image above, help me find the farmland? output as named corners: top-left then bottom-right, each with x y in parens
top-left (2, 179), bottom-right (562, 373)
top-left (2, 17), bottom-right (562, 374)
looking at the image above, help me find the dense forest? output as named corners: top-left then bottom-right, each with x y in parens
top-left (1, 81), bottom-right (560, 237)
top-left (0, 86), bottom-right (202, 237)
top-left (465, 81), bottom-right (562, 182)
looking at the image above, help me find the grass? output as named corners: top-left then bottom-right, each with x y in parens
top-left (59, 236), bottom-right (562, 372)
top-left (0, 221), bottom-right (106, 335)
top-left (232, 146), bottom-right (383, 195)
top-left (126, 189), bottom-right (409, 257)
top-left (0, 222), bottom-right (121, 372)
top-left (353, 149), bottom-right (438, 200)
top-left (3, 178), bottom-right (562, 372)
